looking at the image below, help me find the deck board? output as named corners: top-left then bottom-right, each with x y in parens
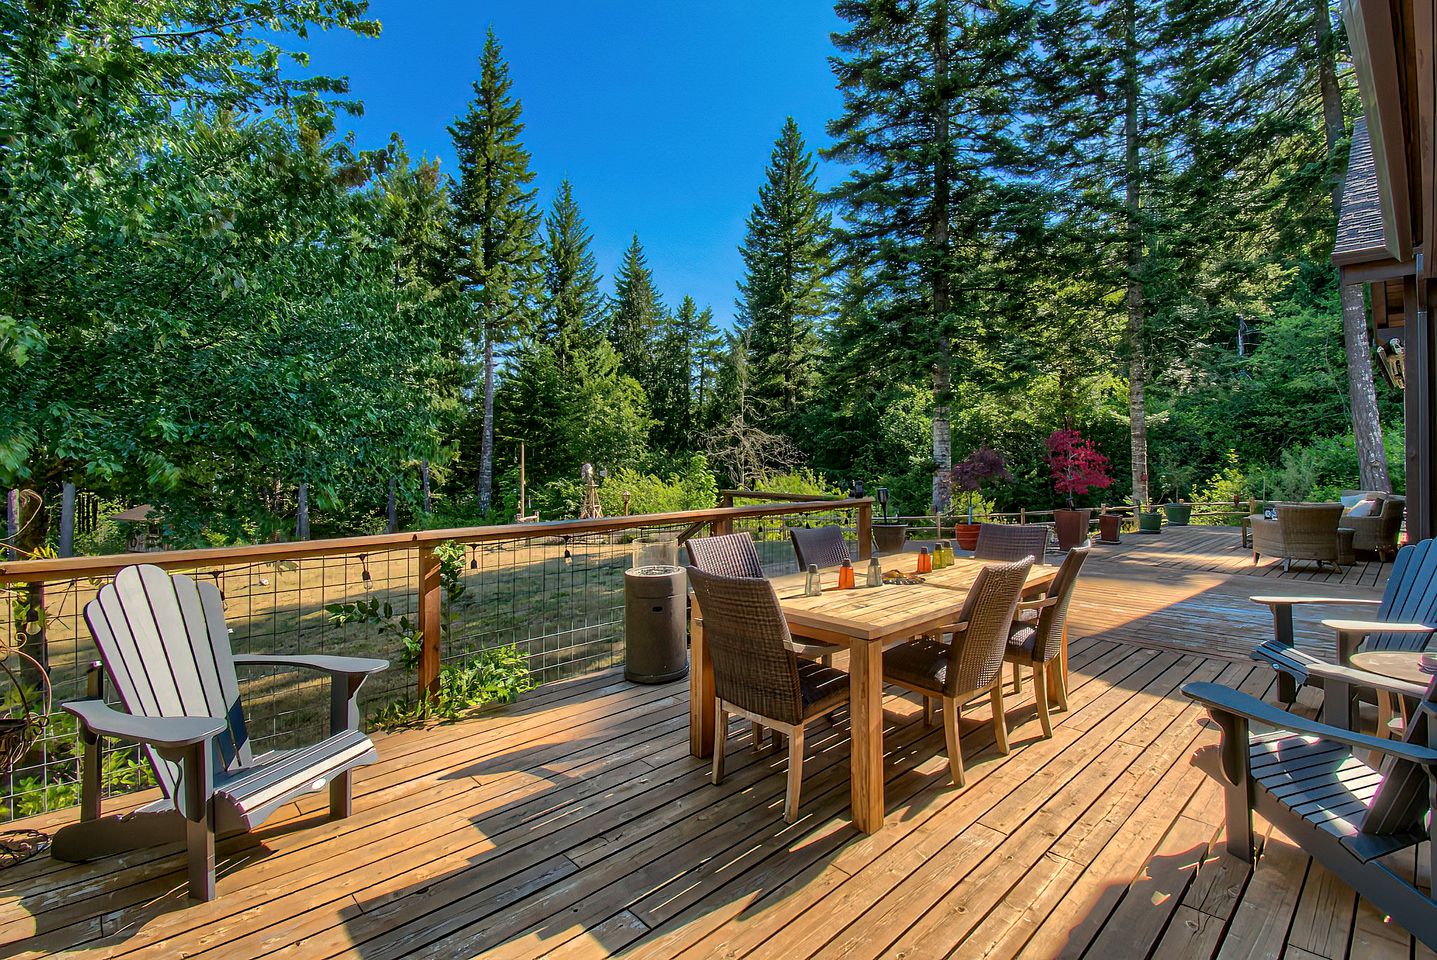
top-left (2, 524), bottom-right (1423, 959)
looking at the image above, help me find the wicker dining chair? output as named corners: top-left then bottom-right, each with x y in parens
top-left (789, 525), bottom-right (852, 571)
top-left (684, 532), bottom-right (839, 667)
top-left (973, 523), bottom-right (1049, 563)
top-left (1004, 545), bottom-right (1088, 738)
top-left (882, 557), bottom-right (1034, 787)
top-left (687, 566), bottom-right (850, 823)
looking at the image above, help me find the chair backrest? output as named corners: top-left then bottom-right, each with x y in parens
top-left (1369, 538), bottom-right (1437, 652)
top-left (1361, 683), bottom-right (1437, 837)
top-left (684, 532), bottom-right (764, 578)
top-left (1028, 545), bottom-right (1090, 663)
top-left (945, 557), bottom-right (1033, 696)
top-left (687, 566), bottom-right (803, 726)
top-left (973, 523), bottom-right (1048, 563)
top-left (83, 565), bottom-right (251, 797)
top-left (789, 526), bottom-right (851, 571)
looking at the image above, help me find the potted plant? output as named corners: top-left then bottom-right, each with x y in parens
top-left (871, 487), bottom-right (909, 554)
top-left (1097, 509), bottom-right (1122, 543)
top-left (1138, 501), bottom-right (1164, 533)
top-left (949, 447), bottom-right (1011, 551)
top-left (1047, 429), bottom-right (1114, 550)
top-left (1161, 466), bottom-right (1195, 526)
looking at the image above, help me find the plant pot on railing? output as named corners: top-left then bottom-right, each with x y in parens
top-left (1097, 513), bottom-right (1122, 544)
top-left (951, 523), bottom-right (981, 552)
top-left (1053, 508), bottom-right (1091, 551)
top-left (1139, 510), bottom-right (1163, 534)
top-left (872, 524), bottom-right (909, 554)
top-left (1162, 502), bottom-right (1192, 526)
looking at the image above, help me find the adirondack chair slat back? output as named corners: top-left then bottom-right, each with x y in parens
top-left (1369, 539), bottom-right (1437, 652)
top-left (1362, 681), bottom-right (1437, 836)
top-left (83, 565), bottom-right (252, 797)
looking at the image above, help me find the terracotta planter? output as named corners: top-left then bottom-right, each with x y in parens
top-left (952, 523), bottom-right (981, 552)
top-left (872, 524), bottom-right (909, 554)
top-left (1097, 513), bottom-right (1121, 543)
top-left (1053, 508), bottom-right (1091, 551)
top-left (1139, 511), bottom-right (1163, 534)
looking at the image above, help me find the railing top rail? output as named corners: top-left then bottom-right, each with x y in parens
top-left (718, 489), bottom-right (845, 503)
top-left (0, 497), bottom-right (873, 584)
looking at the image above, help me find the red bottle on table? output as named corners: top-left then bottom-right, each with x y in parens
top-left (916, 547), bottom-right (932, 574)
top-left (838, 558), bottom-right (856, 589)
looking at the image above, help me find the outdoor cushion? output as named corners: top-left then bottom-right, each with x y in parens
top-left (797, 660), bottom-right (848, 716)
top-left (1341, 492), bottom-right (1371, 509)
top-left (1346, 497), bottom-right (1381, 519)
top-left (882, 638), bottom-right (951, 693)
top-left (1007, 624), bottom-right (1038, 658)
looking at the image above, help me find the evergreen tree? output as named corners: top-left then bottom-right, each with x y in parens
top-left (540, 179), bottom-right (605, 375)
top-left (737, 118), bottom-right (830, 436)
top-left (608, 234), bottom-right (664, 393)
top-left (687, 304), bottom-right (725, 436)
top-left (649, 297), bottom-right (700, 451)
top-left (827, 0), bottom-right (1040, 513)
top-left (449, 28), bottom-right (542, 513)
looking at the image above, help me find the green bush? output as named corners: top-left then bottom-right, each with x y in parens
top-left (598, 454), bottom-right (718, 516)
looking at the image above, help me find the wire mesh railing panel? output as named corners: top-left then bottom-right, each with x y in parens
top-left (0, 498), bottom-right (872, 819)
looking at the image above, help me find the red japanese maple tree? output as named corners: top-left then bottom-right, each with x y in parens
top-left (1047, 429), bottom-right (1113, 510)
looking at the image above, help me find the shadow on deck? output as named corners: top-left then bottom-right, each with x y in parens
top-left (0, 528), bottom-right (1424, 960)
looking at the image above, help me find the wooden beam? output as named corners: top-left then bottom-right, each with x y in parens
top-left (1344, 0), bottom-right (1414, 260)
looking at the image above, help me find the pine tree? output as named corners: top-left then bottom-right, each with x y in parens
top-left (827, 0), bottom-right (1039, 514)
top-left (609, 234), bottom-right (663, 393)
top-left (449, 28), bottom-right (542, 514)
top-left (649, 297), bottom-right (700, 451)
top-left (540, 179), bottom-right (605, 375)
top-left (737, 118), bottom-right (830, 436)
top-left (687, 304), bottom-right (725, 436)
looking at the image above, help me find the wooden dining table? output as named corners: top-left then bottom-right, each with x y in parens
top-left (687, 556), bottom-right (1060, 834)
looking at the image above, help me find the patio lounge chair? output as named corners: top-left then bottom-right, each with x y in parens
top-left (973, 523), bottom-right (1048, 563)
top-left (689, 566), bottom-right (849, 823)
top-left (1346, 494), bottom-right (1406, 561)
top-left (1249, 501), bottom-right (1352, 573)
top-left (1184, 670), bottom-right (1437, 951)
top-left (51, 564), bottom-right (387, 902)
top-left (1251, 538), bottom-right (1437, 704)
top-left (882, 557), bottom-right (1033, 786)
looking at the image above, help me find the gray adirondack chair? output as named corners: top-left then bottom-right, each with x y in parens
top-left (50, 564), bottom-right (387, 901)
top-left (1184, 666), bottom-right (1437, 951)
top-left (1251, 537), bottom-right (1437, 704)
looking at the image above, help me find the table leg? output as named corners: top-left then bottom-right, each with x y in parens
top-left (689, 609), bottom-right (715, 758)
top-left (849, 639), bottom-right (885, 833)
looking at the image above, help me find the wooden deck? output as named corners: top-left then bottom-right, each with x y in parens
top-left (3, 525), bottom-right (1428, 960)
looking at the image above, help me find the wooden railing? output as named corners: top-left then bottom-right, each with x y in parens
top-left (0, 497), bottom-right (871, 696)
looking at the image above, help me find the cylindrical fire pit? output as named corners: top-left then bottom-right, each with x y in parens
top-left (624, 564), bottom-right (688, 683)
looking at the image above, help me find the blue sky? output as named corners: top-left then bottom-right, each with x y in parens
top-left (300, 2), bottom-right (846, 328)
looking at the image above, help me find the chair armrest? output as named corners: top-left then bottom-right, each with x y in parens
top-left (62, 699), bottom-right (226, 749)
top-left (1016, 597), bottom-right (1059, 614)
top-left (1250, 596), bottom-right (1382, 608)
top-left (1320, 619), bottom-right (1433, 635)
top-left (1303, 661), bottom-right (1430, 701)
top-left (232, 654), bottom-right (389, 677)
top-left (1183, 682), bottom-right (1437, 765)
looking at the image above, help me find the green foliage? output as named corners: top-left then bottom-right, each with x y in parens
top-left (368, 644), bottom-right (534, 729)
top-left (598, 456), bottom-right (719, 516)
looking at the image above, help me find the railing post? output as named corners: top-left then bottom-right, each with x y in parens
top-left (711, 515), bottom-right (733, 536)
top-left (417, 545), bottom-right (442, 696)
top-left (857, 500), bottom-right (872, 560)
top-left (1020, 508), bottom-right (1027, 524)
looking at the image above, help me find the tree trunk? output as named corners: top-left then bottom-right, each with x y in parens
top-left (929, 1), bottom-right (953, 517)
top-left (295, 483), bottom-right (310, 540)
top-left (58, 481), bottom-right (76, 557)
top-left (422, 459), bottom-right (432, 513)
top-left (478, 337), bottom-right (496, 513)
top-left (1343, 283), bottom-right (1392, 490)
top-left (12, 488), bottom-right (49, 687)
top-left (1123, 0), bottom-right (1149, 507)
top-left (1316, 0), bottom-right (1390, 492)
top-left (4, 489), bottom-right (16, 560)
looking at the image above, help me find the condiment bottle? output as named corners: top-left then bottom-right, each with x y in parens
top-left (917, 547), bottom-right (932, 574)
top-left (838, 558), bottom-right (856, 589)
top-left (804, 563), bottom-right (822, 597)
top-left (866, 556), bottom-right (883, 587)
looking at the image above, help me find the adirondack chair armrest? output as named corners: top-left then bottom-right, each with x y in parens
top-left (232, 654), bottom-right (389, 678)
top-left (1249, 596), bottom-right (1382, 607)
top-left (62, 698), bottom-right (227, 749)
top-left (232, 655), bottom-right (388, 734)
top-left (1182, 682), bottom-right (1437, 766)
top-left (1320, 620), bottom-right (1434, 664)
